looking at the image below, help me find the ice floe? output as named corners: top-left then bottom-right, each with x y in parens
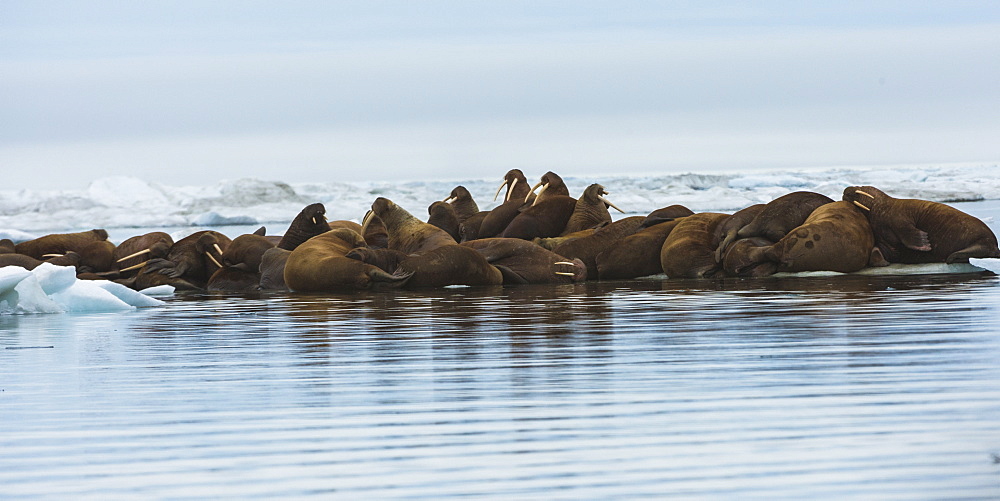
top-left (0, 263), bottom-right (166, 315)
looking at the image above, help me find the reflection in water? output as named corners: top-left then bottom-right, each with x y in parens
top-left (2, 274), bottom-right (1000, 498)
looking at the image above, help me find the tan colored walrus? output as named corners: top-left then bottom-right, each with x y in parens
top-left (660, 213), bottom-right (730, 278)
top-left (284, 228), bottom-right (411, 291)
top-left (843, 185), bottom-right (1000, 263)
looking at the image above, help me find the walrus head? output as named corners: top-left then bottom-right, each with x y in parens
top-left (525, 171), bottom-right (569, 205)
top-left (277, 203), bottom-right (330, 251)
top-left (494, 169), bottom-right (528, 202)
top-left (842, 186), bottom-right (884, 213)
top-left (581, 184), bottom-right (625, 213)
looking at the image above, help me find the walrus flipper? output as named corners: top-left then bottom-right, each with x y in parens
top-left (945, 243), bottom-right (1000, 264)
top-left (898, 226), bottom-right (932, 252)
top-left (494, 265), bottom-right (529, 285)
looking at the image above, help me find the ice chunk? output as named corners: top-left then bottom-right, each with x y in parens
top-left (0, 229), bottom-right (40, 243)
top-left (193, 211), bottom-right (258, 226)
top-left (139, 285), bottom-right (176, 296)
top-left (10, 274), bottom-right (65, 314)
top-left (969, 258), bottom-right (1000, 274)
top-left (31, 262), bottom-right (78, 295)
top-left (96, 281), bottom-right (166, 307)
top-left (50, 280), bottom-right (134, 312)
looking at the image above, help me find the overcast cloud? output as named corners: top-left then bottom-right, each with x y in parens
top-left (2, 1), bottom-right (999, 190)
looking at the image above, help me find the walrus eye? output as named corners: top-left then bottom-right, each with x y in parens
top-left (855, 190), bottom-right (876, 199)
top-left (852, 200), bottom-right (871, 212)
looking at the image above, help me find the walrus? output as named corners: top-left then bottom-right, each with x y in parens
top-left (639, 204), bottom-right (695, 228)
top-left (738, 201), bottom-right (883, 273)
top-left (327, 219), bottom-right (364, 235)
top-left (561, 184), bottom-right (625, 236)
top-left (277, 203), bottom-right (330, 251)
top-left (478, 169), bottom-right (534, 238)
top-left (461, 237), bottom-right (586, 284)
top-left (361, 210), bottom-right (389, 248)
top-left (205, 227), bottom-right (275, 291)
top-left (427, 201), bottom-right (462, 242)
top-left (551, 216), bottom-right (646, 278)
top-left (444, 186), bottom-right (481, 222)
top-left (258, 247), bottom-right (292, 291)
top-left (660, 212), bottom-right (730, 278)
top-left (843, 185), bottom-right (1000, 263)
top-left (737, 191), bottom-right (834, 242)
top-left (720, 236), bottom-right (778, 277)
top-left (596, 219), bottom-right (684, 280)
top-left (0, 239), bottom-right (15, 254)
top-left (458, 211), bottom-right (489, 242)
top-left (142, 230), bottom-right (231, 288)
top-left (713, 204), bottom-right (766, 262)
top-left (524, 171), bottom-right (571, 205)
top-left (0, 251), bottom-right (81, 271)
top-left (284, 228), bottom-right (412, 292)
top-left (113, 232), bottom-right (173, 276)
top-left (15, 229), bottom-right (110, 260)
top-left (396, 245), bottom-right (504, 288)
top-left (372, 197), bottom-right (456, 254)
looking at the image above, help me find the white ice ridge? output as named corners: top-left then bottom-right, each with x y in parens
top-left (969, 258), bottom-right (1000, 274)
top-left (0, 263), bottom-right (167, 315)
top-left (0, 163), bottom-right (998, 235)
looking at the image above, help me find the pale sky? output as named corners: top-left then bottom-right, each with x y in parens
top-left (3, 1), bottom-right (1000, 190)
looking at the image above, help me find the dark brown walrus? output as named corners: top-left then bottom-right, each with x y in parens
top-left (639, 204), bottom-right (695, 228)
top-left (660, 213), bottom-right (730, 278)
top-left (277, 203), bottom-right (331, 251)
top-left (499, 171), bottom-right (577, 240)
top-left (737, 201), bottom-right (884, 273)
top-left (478, 169), bottom-right (534, 238)
top-left (443, 186), bottom-right (481, 222)
top-left (142, 230), bottom-right (231, 288)
top-left (284, 228), bottom-right (412, 292)
top-left (207, 227), bottom-right (276, 291)
top-left (427, 201), bottom-right (462, 242)
top-left (258, 248), bottom-right (292, 291)
top-left (561, 184), bottom-right (625, 236)
top-left (596, 218), bottom-right (684, 280)
top-left (113, 232), bottom-right (174, 277)
top-left (14, 229), bottom-right (109, 259)
top-left (552, 216), bottom-right (646, 279)
top-left (737, 191), bottom-right (834, 242)
top-left (843, 185), bottom-right (1000, 264)
top-left (461, 237), bottom-right (586, 284)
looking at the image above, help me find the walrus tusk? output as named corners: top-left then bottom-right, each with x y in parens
top-left (42, 253), bottom-right (65, 258)
top-left (444, 196), bottom-right (456, 204)
top-left (524, 181), bottom-right (543, 203)
top-left (554, 261), bottom-right (576, 266)
top-left (599, 195), bottom-right (625, 213)
top-left (362, 210), bottom-right (374, 227)
top-left (493, 181), bottom-right (507, 201)
top-left (852, 200), bottom-right (871, 212)
top-left (554, 271), bottom-right (576, 276)
top-left (855, 190), bottom-right (875, 199)
top-left (213, 243), bottom-right (224, 256)
top-left (504, 177), bottom-right (519, 202)
top-left (116, 248), bottom-right (151, 263)
top-left (530, 183), bottom-right (549, 206)
top-left (205, 251), bottom-right (223, 269)
top-left (118, 260), bottom-right (150, 273)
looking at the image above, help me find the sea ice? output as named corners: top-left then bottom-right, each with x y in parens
top-left (0, 263), bottom-right (164, 315)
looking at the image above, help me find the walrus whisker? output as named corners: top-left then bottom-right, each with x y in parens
top-left (852, 200), bottom-right (871, 212)
top-left (855, 190), bottom-right (875, 199)
top-left (206, 251), bottom-right (223, 269)
top-left (116, 248), bottom-right (151, 263)
top-left (42, 253), bottom-right (64, 258)
top-left (505, 177), bottom-right (519, 203)
top-left (554, 271), bottom-right (576, 276)
top-left (118, 260), bottom-right (150, 272)
top-left (493, 181), bottom-right (507, 202)
top-left (599, 196), bottom-right (625, 214)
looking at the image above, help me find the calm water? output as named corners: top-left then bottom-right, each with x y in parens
top-left (3, 274), bottom-right (1000, 499)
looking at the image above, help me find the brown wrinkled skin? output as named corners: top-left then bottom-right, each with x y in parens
top-left (562, 184), bottom-right (614, 236)
top-left (284, 229), bottom-right (408, 292)
top-left (427, 201), bottom-right (462, 242)
top-left (843, 185), bottom-right (1000, 263)
top-left (478, 169), bottom-right (533, 238)
top-left (737, 191), bottom-right (834, 242)
top-left (660, 213), bottom-right (730, 278)
top-left (15, 229), bottom-right (109, 259)
top-left (258, 248), bottom-right (292, 291)
top-left (372, 197), bottom-right (456, 255)
top-left (714, 204), bottom-right (766, 262)
top-left (445, 186), bottom-right (480, 222)
top-left (597, 219), bottom-right (683, 280)
top-left (721, 236), bottom-right (777, 277)
top-left (398, 245), bottom-right (503, 288)
top-left (501, 196), bottom-right (577, 240)
top-left (462, 237), bottom-right (585, 284)
top-left (552, 216), bottom-right (646, 279)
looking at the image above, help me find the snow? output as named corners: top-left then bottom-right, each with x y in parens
top-left (0, 263), bottom-right (166, 315)
top-left (1, 163), bottom-right (999, 238)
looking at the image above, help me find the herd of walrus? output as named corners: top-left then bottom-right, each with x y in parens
top-left (2, 169), bottom-right (999, 293)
